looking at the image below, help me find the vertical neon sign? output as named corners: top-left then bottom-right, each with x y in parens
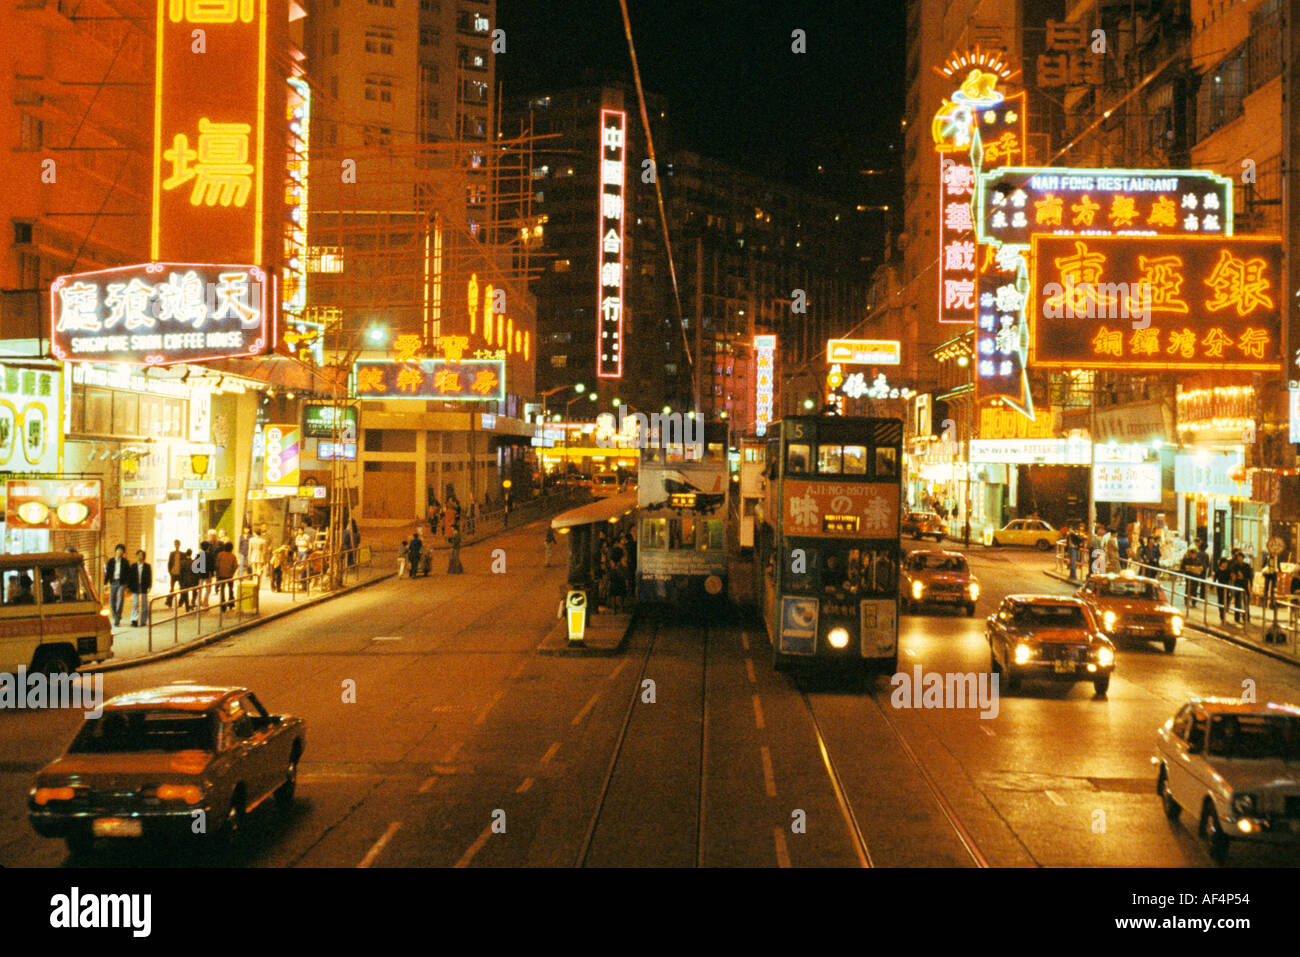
top-left (597, 108), bottom-right (626, 378)
top-left (754, 334), bottom-right (776, 436)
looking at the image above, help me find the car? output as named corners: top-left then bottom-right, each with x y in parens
top-left (28, 685), bottom-right (305, 855)
top-left (1076, 571), bottom-right (1184, 654)
top-left (987, 595), bottom-right (1115, 696)
top-left (990, 518), bottom-right (1061, 550)
top-left (901, 549), bottom-right (979, 616)
top-left (1154, 698), bottom-right (1300, 863)
top-left (902, 511), bottom-right (946, 541)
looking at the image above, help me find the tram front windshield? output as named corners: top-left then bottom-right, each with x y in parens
top-left (781, 542), bottom-right (897, 596)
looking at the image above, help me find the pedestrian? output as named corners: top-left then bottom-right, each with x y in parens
top-left (1214, 554), bottom-right (1233, 623)
top-left (1104, 528), bottom-right (1120, 574)
top-left (1180, 540), bottom-right (1206, 609)
top-left (407, 531), bottom-right (423, 579)
top-left (398, 538), bottom-right (408, 578)
top-left (179, 549), bottom-right (196, 610)
top-left (341, 520), bottom-right (354, 565)
top-left (238, 526), bottom-right (251, 576)
top-left (215, 541), bottom-right (238, 610)
top-left (1066, 524), bottom-right (1083, 582)
top-left (166, 539), bottom-right (185, 608)
top-left (249, 527), bottom-right (267, 579)
top-left (1230, 549), bottom-right (1253, 624)
top-left (1262, 549), bottom-right (1280, 609)
top-left (349, 518), bottom-right (361, 567)
top-left (607, 547), bottom-right (627, 612)
top-left (104, 543), bottom-right (129, 627)
top-left (295, 525), bottom-right (311, 561)
top-left (545, 526), bottom-right (557, 567)
top-left (270, 543), bottom-right (288, 593)
top-left (447, 529), bottom-right (463, 574)
top-left (199, 529), bottom-right (218, 607)
top-left (127, 548), bottom-right (152, 627)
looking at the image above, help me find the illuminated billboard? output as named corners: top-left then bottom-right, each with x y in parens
top-left (152, 0), bottom-right (273, 265)
top-left (355, 359), bottom-right (506, 402)
top-left (50, 263), bottom-right (272, 365)
top-left (826, 339), bottom-right (901, 365)
top-left (1028, 235), bottom-right (1283, 371)
top-left (597, 108), bottom-right (626, 378)
top-left (754, 335), bottom-right (775, 436)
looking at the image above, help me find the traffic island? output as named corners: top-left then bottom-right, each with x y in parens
top-left (536, 611), bottom-right (635, 656)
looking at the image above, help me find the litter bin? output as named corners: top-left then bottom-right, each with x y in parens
top-left (239, 580), bottom-right (259, 614)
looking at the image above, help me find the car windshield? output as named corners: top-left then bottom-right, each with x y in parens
top-left (1207, 714), bottom-right (1300, 760)
top-left (1011, 603), bottom-right (1087, 629)
top-left (910, 554), bottom-right (967, 573)
top-left (1099, 580), bottom-right (1163, 601)
top-left (69, 710), bottom-right (215, 753)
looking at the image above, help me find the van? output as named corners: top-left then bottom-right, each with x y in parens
top-left (0, 553), bottom-right (113, 675)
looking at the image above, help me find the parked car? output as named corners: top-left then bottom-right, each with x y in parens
top-left (1076, 571), bottom-right (1183, 654)
top-left (987, 595), bottom-right (1115, 696)
top-left (902, 511), bottom-right (946, 541)
top-left (1155, 698), bottom-right (1300, 863)
top-left (991, 518), bottom-right (1061, 550)
top-left (29, 685), bottom-right (305, 855)
top-left (901, 549), bottom-right (978, 616)
top-left (0, 552), bottom-right (113, 675)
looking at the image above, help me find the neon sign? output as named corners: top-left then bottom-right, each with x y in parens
top-left (283, 77), bottom-right (310, 321)
top-left (355, 359), bottom-right (506, 402)
top-left (826, 339), bottom-right (901, 365)
top-left (597, 108), bottom-right (626, 378)
top-left (754, 334), bottom-right (775, 436)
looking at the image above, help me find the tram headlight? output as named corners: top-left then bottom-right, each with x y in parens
top-left (967, 582), bottom-right (979, 600)
top-left (1013, 643), bottom-right (1032, 664)
top-left (911, 580), bottom-right (924, 600)
top-left (827, 627), bottom-right (850, 649)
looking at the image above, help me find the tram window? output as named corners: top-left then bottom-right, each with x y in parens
top-left (643, 447), bottom-right (661, 464)
top-left (842, 445), bottom-right (867, 474)
top-left (704, 442), bottom-right (724, 462)
top-left (743, 447), bottom-right (762, 463)
top-left (642, 519), bottom-right (668, 550)
top-left (699, 519), bottom-right (725, 550)
top-left (787, 443), bottom-right (810, 474)
top-left (816, 445), bottom-right (842, 474)
top-left (670, 517), bottom-right (696, 549)
top-left (873, 446), bottom-right (899, 479)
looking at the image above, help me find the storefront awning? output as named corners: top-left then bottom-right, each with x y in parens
top-left (551, 491), bottom-right (637, 530)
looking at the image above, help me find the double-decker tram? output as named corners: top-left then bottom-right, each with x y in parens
top-left (637, 420), bottom-right (730, 604)
top-left (756, 416), bottom-right (902, 674)
top-left (737, 435), bottom-right (767, 551)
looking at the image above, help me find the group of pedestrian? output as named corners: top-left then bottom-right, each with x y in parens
top-left (593, 529), bottom-right (636, 613)
top-left (103, 544), bottom-right (153, 627)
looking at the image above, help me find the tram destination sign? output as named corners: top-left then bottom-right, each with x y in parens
top-left (51, 263), bottom-right (272, 365)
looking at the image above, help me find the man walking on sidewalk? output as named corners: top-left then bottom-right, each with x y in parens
top-left (1230, 549), bottom-right (1252, 625)
top-left (127, 549), bottom-right (152, 627)
top-left (166, 540), bottom-right (185, 608)
top-left (215, 541), bottom-right (238, 610)
top-left (104, 544), bottom-right (128, 627)
top-left (1180, 540), bottom-right (1206, 609)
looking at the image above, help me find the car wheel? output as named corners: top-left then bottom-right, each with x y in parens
top-left (33, 647), bottom-right (77, 676)
top-left (275, 749), bottom-right (301, 809)
top-left (64, 833), bottom-right (93, 855)
top-left (934, 534), bottom-right (944, 542)
top-left (1035, 539), bottom-right (1052, 551)
top-left (1093, 675), bottom-right (1110, 696)
top-left (966, 604), bottom-right (976, 617)
top-left (1200, 801), bottom-right (1229, 863)
top-left (216, 790), bottom-right (246, 848)
top-left (1157, 767), bottom-right (1180, 821)
top-left (1163, 637), bottom-right (1177, 654)
top-left (913, 531), bottom-right (922, 541)
top-left (991, 537), bottom-right (1000, 547)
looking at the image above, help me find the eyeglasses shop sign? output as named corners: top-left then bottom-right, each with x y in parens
top-left (1174, 452), bottom-right (1247, 498)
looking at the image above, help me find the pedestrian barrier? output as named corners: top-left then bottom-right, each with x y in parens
top-left (146, 570), bottom-right (262, 653)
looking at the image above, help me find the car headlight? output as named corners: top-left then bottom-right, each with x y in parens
top-left (1232, 793), bottom-right (1256, 816)
top-left (1102, 610), bottom-right (1117, 632)
top-left (1096, 646), bottom-right (1114, 667)
top-left (827, 626), bottom-right (850, 649)
top-left (155, 784), bottom-right (204, 805)
top-left (32, 786), bottom-right (75, 805)
top-left (912, 580), bottom-right (924, 600)
top-left (968, 582), bottom-right (979, 600)
top-left (1013, 643), bottom-right (1032, 664)
top-left (1171, 615), bottom-right (1183, 636)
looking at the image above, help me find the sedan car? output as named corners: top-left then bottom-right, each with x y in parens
top-left (1155, 698), bottom-right (1300, 863)
top-left (987, 595), bottom-right (1115, 696)
top-left (990, 518), bottom-right (1061, 550)
top-left (1076, 571), bottom-right (1183, 653)
top-left (29, 685), bottom-right (305, 854)
top-left (901, 511), bottom-right (946, 542)
top-left (901, 549), bottom-right (978, 616)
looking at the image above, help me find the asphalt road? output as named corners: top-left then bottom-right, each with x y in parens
top-left (1, 530), bottom-right (1298, 867)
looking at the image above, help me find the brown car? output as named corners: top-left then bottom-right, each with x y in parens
top-left (987, 595), bottom-right (1115, 696)
top-left (902, 511), bottom-right (946, 542)
top-left (29, 685), bottom-right (305, 854)
top-left (901, 549), bottom-right (979, 616)
top-left (1075, 572), bottom-right (1183, 654)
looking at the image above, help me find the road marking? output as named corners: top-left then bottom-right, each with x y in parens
top-left (608, 658), bottom-right (631, 682)
top-left (741, 632), bottom-right (750, 651)
top-left (356, 821), bottom-right (402, 868)
top-left (979, 725), bottom-right (995, 737)
top-left (744, 658), bottom-right (757, 684)
top-left (371, 635), bottom-right (402, 641)
top-left (773, 827), bottom-right (791, 868)
top-left (905, 648), bottom-right (918, 658)
top-left (474, 690), bottom-right (504, 726)
top-left (510, 659), bottom-right (528, 680)
top-left (418, 777), bottom-right (435, 793)
top-left (516, 777), bottom-right (534, 793)
top-left (760, 745), bottom-right (777, 797)
top-left (440, 741), bottom-right (463, 764)
top-left (752, 695), bottom-right (766, 730)
top-left (540, 741), bottom-right (561, 766)
top-left (1044, 789), bottom-right (1066, 806)
top-left (572, 690), bottom-right (602, 726)
top-left (454, 822), bottom-right (495, 868)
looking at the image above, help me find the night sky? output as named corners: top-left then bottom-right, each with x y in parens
top-left (496, 0), bottom-right (905, 213)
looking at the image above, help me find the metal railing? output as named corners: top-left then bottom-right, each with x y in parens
top-left (146, 570), bottom-right (262, 653)
top-left (284, 544), bottom-right (374, 600)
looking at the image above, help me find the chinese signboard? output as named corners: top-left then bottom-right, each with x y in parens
top-left (0, 365), bottom-right (60, 475)
top-left (283, 76), bottom-right (310, 321)
top-left (5, 479), bottom-right (102, 531)
top-left (264, 424), bottom-right (300, 492)
top-left (782, 480), bottom-right (900, 539)
top-left (50, 263), bottom-right (271, 365)
top-left (969, 438), bottom-right (1091, 464)
top-left (152, 0), bottom-right (274, 264)
top-left (754, 335), bottom-right (775, 436)
top-left (597, 108), bottom-right (626, 378)
top-left (1029, 235), bottom-right (1283, 371)
top-left (354, 359), bottom-right (505, 402)
top-left (1093, 400), bottom-right (1174, 444)
top-left (317, 441), bottom-right (356, 461)
top-left (1291, 388), bottom-right (1300, 444)
top-left (976, 168), bottom-right (1233, 247)
top-left (1093, 462), bottom-right (1161, 503)
top-left (303, 404), bottom-right (357, 439)
top-left (1174, 452), bottom-right (1248, 498)
top-left (826, 339), bottom-right (901, 365)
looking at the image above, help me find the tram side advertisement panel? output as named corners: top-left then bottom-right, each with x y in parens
top-left (637, 460), bottom-right (729, 601)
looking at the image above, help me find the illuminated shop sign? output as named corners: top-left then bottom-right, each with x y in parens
top-left (979, 405), bottom-right (1058, 440)
top-left (264, 423), bottom-right (300, 491)
top-left (754, 335), bottom-right (776, 436)
top-left (0, 365), bottom-right (60, 474)
top-left (152, 0), bottom-right (273, 265)
top-left (597, 108), bottom-right (626, 378)
top-left (51, 263), bottom-right (272, 365)
top-left (303, 404), bottom-right (357, 439)
top-left (826, 339), bottom-right (900, 365)
top-left (976, 168), bottom-right (1233, 247)
top-left (1093, 462), bottom-right (1161, 503)
top-left (1029, 235), bottom-right (1283, 371)
top-left (354, 359), bottom-right (505, 402)
top-left (1174, 452), bottom-right (1248, 498)
top-left (5, 479), bottom-right (102, 531)
top-left (317, 441), bottom-right (356, 461)
top-left (969, 438), bottom-right (1090, 464)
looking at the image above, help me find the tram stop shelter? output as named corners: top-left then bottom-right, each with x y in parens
top-left (550, 490), bottom-right (638, 593)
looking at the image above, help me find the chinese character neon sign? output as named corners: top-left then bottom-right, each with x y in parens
top-left (354, 359), bottom-right (506, 402)
top-left (597, 108), bottom-right (626, 378)
top-left (754, 334), bottom-right (775, 436)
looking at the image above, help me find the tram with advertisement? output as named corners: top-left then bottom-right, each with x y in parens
top-left (637, 420), bottom-right (730, 604)
top-left (737, 435), bottom-right (767, 551)
top-left (755, 416), bottom-right (902, 674)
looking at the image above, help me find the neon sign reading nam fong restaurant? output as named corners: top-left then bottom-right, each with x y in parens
top-left (597, 108), bottom-right (626, 378)
top-left (51, 263), bottom-right (271, 365)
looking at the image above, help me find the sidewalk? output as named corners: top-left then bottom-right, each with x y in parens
top-left (1042, 566), bottom-right (1300, 667)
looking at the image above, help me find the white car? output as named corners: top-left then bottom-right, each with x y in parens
top-left (1154, 698), bottom-right (1300, 863)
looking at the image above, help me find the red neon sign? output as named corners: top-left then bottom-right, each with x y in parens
top-left (597, 108), bottom-right (626, 379)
